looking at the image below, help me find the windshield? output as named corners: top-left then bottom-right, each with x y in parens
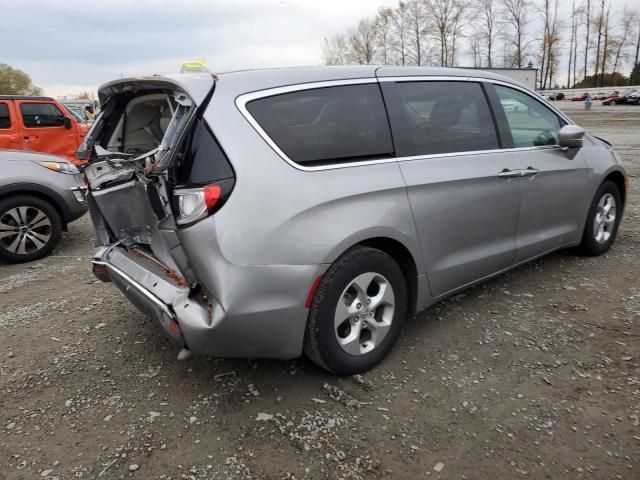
top-left (62, 104), bottom-right (87, 123)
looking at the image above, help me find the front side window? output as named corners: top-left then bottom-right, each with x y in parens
top-left (0, 103), bottom-right (10, 129)
top-left (388, 81), bottom-right (499, 157)
top-left (494, 85), bottom-right (562, 148)
top-left (20, 103), bottom-right (65, 128)
top-left (246, 84), bottom-right (393, 165)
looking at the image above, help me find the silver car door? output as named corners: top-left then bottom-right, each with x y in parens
top-left (489, 84), bottom-right (589, 262)
top-left (380, 79), bottom-right (523, 298)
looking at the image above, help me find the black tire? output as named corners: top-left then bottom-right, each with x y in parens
top-left (304, 245), bottom-right (407, 375)
top-left (577, 180), bottom-right (622, 256)
top-left (0, 195), bottom-right (62, 263)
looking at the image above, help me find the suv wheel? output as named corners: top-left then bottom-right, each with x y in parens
top-left (577, 180), bottom-right (622, 256)
top-left (0, 195), bottom-right (62, 263)
top-left (304, 246), bottom-right (407, 375)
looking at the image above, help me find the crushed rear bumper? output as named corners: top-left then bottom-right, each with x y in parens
top-left (92, 245), bottom-right (323, 359)
top-left (92, 246), bottom-right (199, 346)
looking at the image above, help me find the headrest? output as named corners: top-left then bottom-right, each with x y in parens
top-left (429, 96), bottom-right (463, 127)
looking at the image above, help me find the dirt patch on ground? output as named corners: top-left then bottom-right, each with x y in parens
top-left (1, 102), bottom-right (639, 479)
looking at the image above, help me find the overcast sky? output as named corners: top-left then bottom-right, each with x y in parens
top-left (2, 0), bottom-right (395, 96)
top-left (2, 0), bottom-right (634, 97)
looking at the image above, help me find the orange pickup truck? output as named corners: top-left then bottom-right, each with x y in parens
top-left (0, 96), bottom-right (91, 166)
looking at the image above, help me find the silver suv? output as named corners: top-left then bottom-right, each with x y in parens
top-left (82, 67), bottom-right (626, 374)
top-left (0, 150), bottom-right (87, 263)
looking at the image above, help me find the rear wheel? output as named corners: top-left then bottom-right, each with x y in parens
top-left (577, 180), bottom-right (622, 256)
top-left (304, 246), bottom-right (407, 375)
top-left (0, 195), bottom-right (62, 263)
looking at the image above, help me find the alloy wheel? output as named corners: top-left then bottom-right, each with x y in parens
top-left (334, 272), bottom-right (395, 355)
top-left (593, 193), bottom-right (616, 244)
top-left (0, 206), bottom-right (53, 255)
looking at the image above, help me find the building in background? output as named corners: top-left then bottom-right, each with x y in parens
top-left (474, 68), bottom-right (538, 90)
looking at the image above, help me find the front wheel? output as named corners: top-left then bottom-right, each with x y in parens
top-left (304, 246), bottom-right (407, 375)
top-left (577, 180), bottom-right (622, 256)
top-left (0, 195), bottom-right (62, 263)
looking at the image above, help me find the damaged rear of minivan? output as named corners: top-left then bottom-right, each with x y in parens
top-left (81, 73), bottom-right (315, 361)
top-left (81, 74), bottom-right (224, 354)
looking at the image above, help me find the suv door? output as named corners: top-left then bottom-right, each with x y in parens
top-left (17, 100), bottom-right (77, 162)
top-left (488, 84), bottom-right (589, 261)
top-left (380, 79), bottom-right (523, 298)
top-left (0, 101), bottom-right (23, 150)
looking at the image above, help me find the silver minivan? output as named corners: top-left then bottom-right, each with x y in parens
top-left (81, 66), bottom-right (626, 374)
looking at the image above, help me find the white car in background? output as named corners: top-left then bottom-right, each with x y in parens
top-left (500, 98), bottom-right (527, 112)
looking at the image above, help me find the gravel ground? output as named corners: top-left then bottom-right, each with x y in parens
top-left (1, 102), bottom-right (638, 480)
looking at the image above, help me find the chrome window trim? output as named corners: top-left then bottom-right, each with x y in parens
top-left (377, 75), bottom-right (574, 125)
top-left (236, 78), bottom-right (383, 172)
top-left (235, 76), bottom-right (572, 172)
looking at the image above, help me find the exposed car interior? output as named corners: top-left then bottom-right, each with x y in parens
top-left (106, 94), bottom-right (174, 155)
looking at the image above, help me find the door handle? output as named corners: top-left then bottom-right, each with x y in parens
top-left (521, 167), bottom-right (540, 177)
top-left (497, 169), bottom-right (522, 179)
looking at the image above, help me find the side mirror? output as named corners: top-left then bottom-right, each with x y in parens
top-left (63, 116), bottom-right (72, 129)
top-left (558, 125), bottom-right (585, 149)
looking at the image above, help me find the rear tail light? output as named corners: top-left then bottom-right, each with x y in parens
top-left (203, 185), bottom-right (222, 210)
top-left (173, 179), bottom-right (233, 226)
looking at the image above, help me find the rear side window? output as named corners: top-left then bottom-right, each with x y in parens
top-left (174, 117), bottom-right (234, 185)
top-left (387, 81), bottom-right (499, 157)
top-left (20, 103), bottom-right (65, 128)
top-left (246, 84), bottom-right (394, 165)
top-left (0, 103), bottom-right (10, 129)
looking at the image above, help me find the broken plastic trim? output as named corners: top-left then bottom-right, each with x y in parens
top-left (91, 260), bottom-right (176, 321)
top-left (151, 95), bottom-right (193, 172)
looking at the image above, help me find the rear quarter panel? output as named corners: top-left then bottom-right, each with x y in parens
top-left (200, 79), bottom-right (424, 273)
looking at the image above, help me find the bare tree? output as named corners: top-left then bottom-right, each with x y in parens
top-left (600, 5), bottom-right (611, 87)
top-left (374, 7), bottom-right (395, 64)
top-left (425, 0), bottom-right (467, 67)
top-left (611, 7), bottom-right (637, 75)
top-left (573, 3), bottom-right (579, 83)
top-left (320, 0), bottom-right (636, 82)
top-left (469, 35), bottom-right (483, 67)
top-left (473, 0), bottom-right (500, 67)
top-left (567, 0), bottom-right (577, 87)
top-left (593, 0), bottom-right (605, 85)
top-left (582, 0), bottom-right (592, 80)
top-left (390, 2), bottom-right (410, 65)
top-left (348, 18), bottom-right (378, 64)
top-left (449, 3), bottom-right (466, 65)
top-left (500, 0), bottom-right (530, 67)
top-left (406, 0), bottom-right (430, 65)
top-left (322, 34), bottom-right (349, 65)
top-left (538, 0), bottom-right (562, 89)
top-left (635, 17), bottom-right (640, 67)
